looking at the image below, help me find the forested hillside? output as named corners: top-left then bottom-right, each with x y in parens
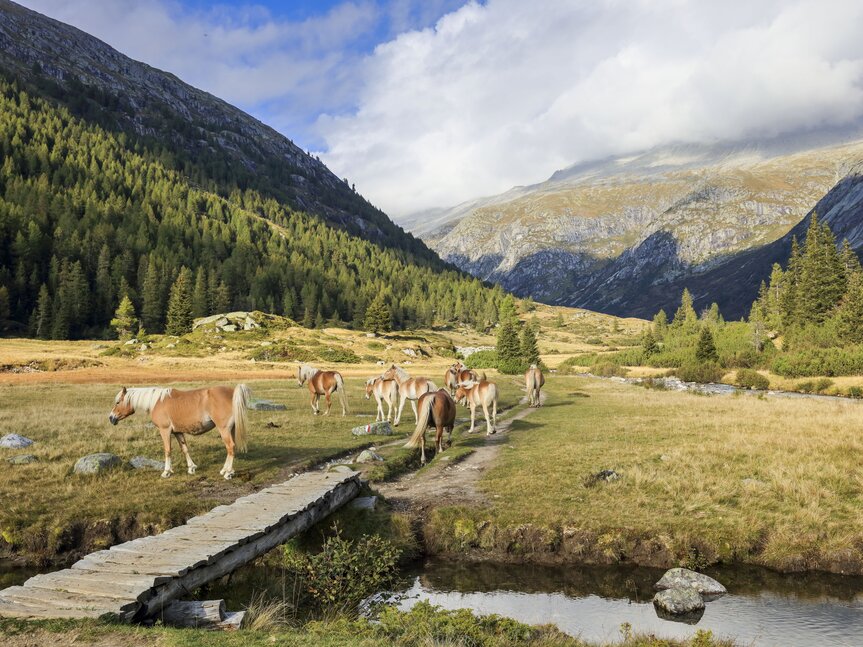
top-left (0, 76), bottom-right (504, 338)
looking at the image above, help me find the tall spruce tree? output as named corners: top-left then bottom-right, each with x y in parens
top-left (192, 267), bottom-right (209, 318)
top-left (672, 288), bottom-right (697, 328)
top-left (165, 267), bottom-right (193, 335)
top-left (141, 257), bottom-right (163, 332)
top-left (836, 272), bottom-right (863, 344)
top-left (520, 324), bottom-right (540, 366)
top-left (797, 214), bottom-right (846, 324)
top-left (363, 295), bottom-right (392, 334)
top-left (695, 326), bottom-right (719, 364)
top-left (496, 318), bottom-right (523, 374)
top-left (110, 295), bottom-right (138, 340)
top-left (33, 284), bottom-right (51, 339)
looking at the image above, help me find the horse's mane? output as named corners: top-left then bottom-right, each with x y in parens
top-left (119, 387), bottom-right (173, 413)
top-left (392, 365), bottom-right (410, 382)
top-left (299, 364), bottom-right (320, 379)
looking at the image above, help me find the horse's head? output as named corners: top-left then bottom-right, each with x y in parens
top-left (296, 363), bottom-right (308, 386)
top-left (381, 365), bottom-right (397, 381)
top-left (364, 378), bottom-right (376, 399)
top-left (454, 382), bottom-right (473, 405)
top-left (109, 387), bottom-right (135, 425)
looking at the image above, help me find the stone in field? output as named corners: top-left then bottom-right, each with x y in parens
top-left (653, 588), bottom-right (705, 620)
top-left (655, 567), bottom-right (727, 596)
top-left (355, 450), bottom-right (384, 463)
top-left (7, 454), bottom-right (38, 464)
top-left (351, 421), bottom-right (394, 436)
top-left (0, 433), bottom-right (34, 449)
top-left (249, 399), bottom-right (287, 411)
top-left (129, 456), bottom-right (164, 471)
top-left (350, 496), bottom-right (378, 511)
top-left (328, 464), bottom-right (355, 474)
top-left (74, 453), bottom-right (123, 475)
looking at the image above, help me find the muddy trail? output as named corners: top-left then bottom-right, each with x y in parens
top-left (375, 393), bottom-right (544, 514)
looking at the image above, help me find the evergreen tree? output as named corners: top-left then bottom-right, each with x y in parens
top-left (33, 284), bottom-right (51, 339)
top-left (836, 272), bottom-right (863, 344)
top-left (652, 309), bottom-right (668, 339)
top-left (498, 295), bottom-right (518, 325)
top-left (797, 214), bottom-right (846, 324)
top-left (165, 267), bottom-right (193, 335)
top-left (212, 281), bottom-right (231, 314)
top-left (192, 267), bottom-right (208, 318)
top-left (695, 326), bottom-right (719, 364)
top-left (642, 329), bottom-right (658, 356)
top-left (520, 324), bottom-right (540, 366)
top-left (141, 257), bottom-right (163, 332)
top-left (110, 295), bottom-right (138, 339)
top-left (672, 288), bottom-right (697, 328)
top-left (363, 295), bottom-right (392, 334)
top-left (781, 236), bottom-right (802, 326)
top-left (840, 239), bottom-right (861, 277)
top-left (0, 286), bottom-right (9, 327)
top-left (496, 318), bottom-right (523, 374)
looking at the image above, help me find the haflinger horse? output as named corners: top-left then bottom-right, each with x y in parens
top-left (297, 363), bottom-right (349, 416)
top-left (381, 364), bottom-right (437, 426)
top-left (404, 389), bottom-right (456, 465)
top-left (454, 375), bottom-right (498, 436)
top-left (444, 361), bottom-right (479, 395)
top-left (365, 376), bottom-right (399, 422)
top-left (525, 364), bottom-right (545, 407)
top-left (109, 384), bottom-right (251, 479)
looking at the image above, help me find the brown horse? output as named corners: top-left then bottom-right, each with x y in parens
top-left (381, 364), bottom-right (437, 426)
top-left (445, 362), bottom-right (479, 395)
top-left (454, 377), bottom-right (498, 435)
top-left (365, 376), bottom-right (399, 422)
top-left (525, 364), bottom-right (545, 407)
top-left (109, 384), bottom-right (251, 479)
top-left (297, 363), bottom-right (349, 415)
top-left (404, 389), bottom-right (456, 465)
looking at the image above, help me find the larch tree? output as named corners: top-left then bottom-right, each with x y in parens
top-left (165, 267), bottom-right (194, 335)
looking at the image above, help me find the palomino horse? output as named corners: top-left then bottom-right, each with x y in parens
top-left (454, 377), bottom-right (498, 436)
top-left (365, 376), bottom-right (399, 422)
top-left (109, 384), bottom-right (251, 479)
top-left (404, 389), bottom-right (456, 465)
top-left (525, 364), bottom-right (545, 407)
top-left (297, 363), bottom-right (349, 416)
top-left (444, 362), bottom-right (479, 395)
top-left (381, 364), bottom-right (437, 426)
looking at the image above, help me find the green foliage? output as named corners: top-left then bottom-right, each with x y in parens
top-left (672, 288), bottom-right (697, 328)
top-left (165, 267), bottom-right (193, 335)
top-left (694, 326), bottom-right (719, 363)
top-left (674, 362), bottom-right (724, 384)
top-left (465, 350), bottom-right (499, 369)
top-left (495, 318), bottom-right (524, 374)
top-left (641, 329), bottom-right (658, 356)
top-left (771, 347), bottom-right (863, 377)
top-left (109, 295), bottom-right (137, 340)
top-left (591, 361), bottom-right (629, 377)
top-left (363, 294), bottom-right (392, 334)
top-left (282, 532), bottom-right (400, 616)
top-left (0, 76), bottom-right (504, 338)
top-left (318, 347), bottom-right (361, 364)
top-left (520, 325), bottom-right (540, 366)
top-left (735, 368), bottom-right (769, 390)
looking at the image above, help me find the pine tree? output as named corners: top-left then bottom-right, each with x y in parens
top-left (642, 329), bottom-right (658, 356)
top-left (496, 318), bottom-right (523, 374)
top-left (672, 288), bottom-right (697, 328)
top-left (781, 236), bottom-right (802, 326)
top-left (33, 284), bottom-right (51, 339)
top-left (652, 309), bottom-right (668, 339)
top-left (797, 214), bottom-right (846, 324)
top-left (363, 294), bottom-right (392, 333)
top-left (212, 281), bottom-right (231, 313)
top-left (840, 239), bottom-right (861, 277)
top-left (695, 326), bottom-right (719, 364)
top-left (110, 295), bottom-right (138, 339)
top-left (165, 267), bottom-right (193, 335)
top-left (0, 286), bottom-right (9, 328)
top-left (520, 324), bottom-right (540, 366)
top-left (192, 267), bottom-right (208, 318)
top-left (836, 272), bottom-right (863, 344)
top-left (498, 295), bottom-right (518, 325)
top-left (141, 257), bottom-right (163, 332)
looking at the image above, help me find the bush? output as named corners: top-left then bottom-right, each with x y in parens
top-left (674, 362), bottom-right (724, 384)
top-left (814, 377), bottom-right (834, 393)
top-left (848, 386), bottom-right (863, 399)
top-left (465, 350), bottom-right (498, 369)
top-left (497, 357), bottom-right (528, 375)
top-left (796, 380), bottom-right (815, 393)
top-left (318, 347), bottom-right (361, 363)
top-left (591, 361), bottom-right (629, 377)
top-left (249, 342), bottom-right (315, 362)
top-left (735, 368), bottom-right (769, 390)
top-left (771, 347), bottom-right (863, 377)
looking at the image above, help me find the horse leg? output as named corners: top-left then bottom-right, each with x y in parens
top-left (436, 422), bottom-right (444, 454)
top-left (411, 398), bottom-right (418, 422)
top-left (468, 403), bottom-right (476, 434)
top-left (483, 399), bottom-right (494, 435)
top-left (324, 390), bottom-right (332, 416)
top-left (394, 394), bottom-right (407, 427)
top-left (159, 427), bottom-right (174, 478)
top-left (493, 397), bottom-right (498, 428)
top-left (420, 432), bottom-right (426, 465)
top-left (218, 426), bottom-right (236, 480)
top-left (176, 433), bottom-right (197, 475)
top-left (310, 392), bottom-right (318, 415)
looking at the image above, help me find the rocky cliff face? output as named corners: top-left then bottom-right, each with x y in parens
top-left (412, 139), bottom-right (863, 318)
top-left (0, 0), bottom-right (433, 259)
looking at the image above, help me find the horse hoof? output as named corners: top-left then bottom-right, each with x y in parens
top-left (188, 467), bottom-right (196, 475)
top-left (223, 472), bottom-right (234, 480)
top-left (161, 471), bottom-right (172, 478)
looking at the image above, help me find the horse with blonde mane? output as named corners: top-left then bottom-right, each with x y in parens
top-left (454, 375), bottom-right (498, 436)
top-left (444, 361), bottom-right (479, 395)
top-left (404, 389), bottom-right (456, 465)
top-left (525, 364), bottom-right (545, 407)
top-left (381, 364), bottom-right (437, 426)
top-left (108, 384), bottom-right (251, 479)
top-left (365, 376), bottom-right (399, 422)
top-left (297, 363), bottom-right (349, 416)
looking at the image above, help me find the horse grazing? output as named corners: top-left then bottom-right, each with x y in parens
top-left (109, 384), bottom-right (251, 479)
top-left (365, 377), bottom-right (399, 422)
top-left (381, 364), bottom-right (437, 426)
top-left (297, 363), bottom-right (349, 416)
top-left (404, 389), bottom-right (456, 465)
top-left (444, 362), bottom-right (479, 395)
top-left (455, 377), bottom-right (498, 436)
top-left (525, 365), bottom-right (545, 407)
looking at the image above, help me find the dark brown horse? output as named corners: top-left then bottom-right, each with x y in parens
top-left (109, 384), bottom-right (250, 479)
top-left (297, 363), bottom-right (349, 415)
top-left (404, 389), bottom-right (456, 465)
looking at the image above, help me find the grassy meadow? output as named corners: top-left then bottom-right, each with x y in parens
top-left (426, 376), bottom-right (863, 574)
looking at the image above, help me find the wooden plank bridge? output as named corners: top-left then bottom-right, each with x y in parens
top-left (0, 470), bottom-right (361, 621)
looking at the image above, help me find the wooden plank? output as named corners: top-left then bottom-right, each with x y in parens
top-left (0, 598), bottom-right (111, 620)
top-left (0, 585), bottom-right (139, 614)
top-left (25, 573), bottom-right (154, 602)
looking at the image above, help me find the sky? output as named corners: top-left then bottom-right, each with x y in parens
top-left (17, 0), bottom-right (863, 219)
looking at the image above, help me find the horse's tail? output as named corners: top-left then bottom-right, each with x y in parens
top-left (480, 372), bottom-right (487, 382)
top-left (405, 394), bottom-right (433, 448)
top-left (335, 372), bottom-right (350, 414)
top-left (232, 384), bottom-right (251, 453)
top-left (526, 369), bottom-right (536, 392)
top-left (426, 380), bottom-right (438, 393)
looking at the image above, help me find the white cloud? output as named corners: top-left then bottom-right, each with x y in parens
top-left (317, 0), bottom-right (863, 217)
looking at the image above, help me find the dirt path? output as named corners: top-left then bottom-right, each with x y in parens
top-left (375, 394), bottom-right (543, 513)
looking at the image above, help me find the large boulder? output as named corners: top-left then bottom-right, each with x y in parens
top-left (655, 568), bottom-right (727, 596)
top-left (653, 588), bottom-right (705, 620)
top-left (74, 453), bottom-right (123, 475)
top-left (129, 456), bottom-right (164, 471)
top-left (351, 421), bottom-right (394, 436)
top-left (0, 433), bottom-right (34, 449)
top-left (355, 449), bottom-right (384, 464)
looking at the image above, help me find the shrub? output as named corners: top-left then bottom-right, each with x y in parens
top-left (796, 380), bottom-right (815, 393)
top-left (318, 347), bottom-right (361, 363)
top-left (591, 361), bottom-right (629, 377)
top-left (497, 357), bottom-right (528, 375)
top-left (674, 362), bottom-right (724, 384)
top-left (249, 342), bottom-right (315, 362)
top-left (771, 347), bottom-right (863, 377)
top-left (814, 377), bottom-right (834, 393)
top-left (465, 350), bottom-right (498, 369)
top-left (735, 368), bottom-right (769, 390)
top-left (848, 386), bottom-right (863, 399)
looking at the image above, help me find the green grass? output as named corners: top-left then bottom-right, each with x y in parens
top-left (426, 376), bottom-right (863, 573)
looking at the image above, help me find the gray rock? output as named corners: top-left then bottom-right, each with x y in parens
top-left (0, 434), bottom-right (34, 449)
top-left (129, 456), bottom-right (164, 471)
top-left (328, 464), bottom-right (355, 474)
top-left (123, 338), bottom-right (138, 345)
top-left (584, 469), bottom-right (621, 487)
top-left (355, 450), bottom-right (384, 464)
top-left (653, 588), bottom-right (705, 621)
top-left (249, 399), bottom-right (287, 411)
top-left (7, 454), bottom-right (38, 465)
top-left (351, 421), bottom-right (394, 436)
top-left (74, 453), bottom-right (123, 475)
top-left (350, 496), bottom-right (378, 511)
top-left (655, 568), bottom-right (727, 596)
